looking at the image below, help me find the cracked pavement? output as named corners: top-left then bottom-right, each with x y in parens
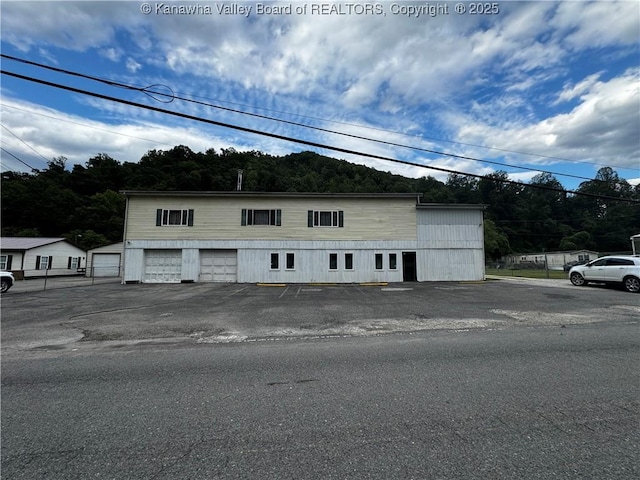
top-left (2, 276), bottom-right (638, 355)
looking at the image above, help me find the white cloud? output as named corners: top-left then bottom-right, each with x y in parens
top-left (126, 57), bottom-right (141, 73)
top-left (457, 69), bottom-right (640, 169)
top-left (0, 98), bottom-right (248, 171)
top-left (551, 1), bottom-right (640, 49)
top-left (100, 48), bottom-right (121, 62)
top-left (555, 73), bottom-right (602, 104)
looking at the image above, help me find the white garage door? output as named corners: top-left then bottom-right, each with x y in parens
top-left (92, 253), bottom-right (121, 277)
top-left (144, 250), bottom-right (182, 283)
top-left (199, 250), bottom-right (237, 282)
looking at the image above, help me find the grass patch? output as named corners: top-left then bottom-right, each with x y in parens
top-left (486, 268), bottom-right (568, 280)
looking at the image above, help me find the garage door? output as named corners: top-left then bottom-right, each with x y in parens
top-left (92, 253), bottom-right (121, 277)
top-left (199, 250), bottom-right (237, 282)
top-left (144, 250), bottom-right (182, 283)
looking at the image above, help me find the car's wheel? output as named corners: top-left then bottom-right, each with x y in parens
top-left (623, 276), bottom-right (640, 293)
top-left (570, 272), bottom-right (586, 286)
top-left (1, 279), bottom-right (10, 293)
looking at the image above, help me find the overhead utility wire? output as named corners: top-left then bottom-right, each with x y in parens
top-left (0, 54), bottom-right (614, 186)
top-left (3, 53), bottom-right (611, 170)
top-left (1, 123), bottom-right (51, 163)
top-left (0, 147), bottom-right (39, 172)
top-left (2, 69), bottom-right (638, 205)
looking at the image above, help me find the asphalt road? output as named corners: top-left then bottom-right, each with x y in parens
top-left (2, 322), bottom-right (638, 479)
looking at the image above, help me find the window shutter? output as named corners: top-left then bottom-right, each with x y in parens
top-left (48, 256), bottom-right (53, 269)
top-left (187, 209), bottom-right (194, 226)
top-left (276, 209), bottom-right (282, 226)
top-left (36, 255), bottom-right (41, 269)
top-left (307, 210), bottom-right (313, 227)
top-left (339, 211), bottom-right (344, 228)
top-left (156, 209), bottom-right (162, 226)
top-left (241, 209), bottom-right (247, 226)
top-left (6, 255), bottom-right (12, 270)
top-left (68, 257), bottom-right (72, 269)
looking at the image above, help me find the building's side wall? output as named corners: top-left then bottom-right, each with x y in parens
top-left (416, 209), bottom-right (485, 281)
top-left (125, 196), bottom-right (417, 241)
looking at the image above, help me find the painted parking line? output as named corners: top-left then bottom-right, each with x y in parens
top-left (278, 286), bottom-right (290, 298)
top-left (381, 287), bottom-right (414, 292)
top-left (223, 285), bottom-right (250, 297)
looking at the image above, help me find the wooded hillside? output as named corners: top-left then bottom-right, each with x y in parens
top-left (2, 146), bottom-right (638, 258)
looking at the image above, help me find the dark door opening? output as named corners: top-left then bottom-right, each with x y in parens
top-left (402, 252), bottom-right (417, 282)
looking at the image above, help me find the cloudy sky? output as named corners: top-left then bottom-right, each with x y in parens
top-left (1, 0), bottom-right (639, 190)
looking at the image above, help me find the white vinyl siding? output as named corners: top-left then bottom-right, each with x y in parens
top-left (127, 196), bottom-right (417, 241)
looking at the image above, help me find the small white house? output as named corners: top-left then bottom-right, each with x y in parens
top-left (0, 237), bottom-right (86, 278)
top-left (86, 242), bottom-right (124, 277)
top-left (504, 250), bottom-right (598, 270)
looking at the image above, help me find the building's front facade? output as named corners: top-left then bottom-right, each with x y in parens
top-left (0, 237), bottom-right (86, 279)
top-left (122, 192), bottom-right (485, 284)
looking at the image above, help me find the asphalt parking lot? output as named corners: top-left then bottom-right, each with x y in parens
top-left (1, 277), bottom-right (638, 354)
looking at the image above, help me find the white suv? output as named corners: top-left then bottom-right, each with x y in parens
top-left (1, 271), bottom-right (15, 293)
top-left (569, 255), bottom-right (640, 293)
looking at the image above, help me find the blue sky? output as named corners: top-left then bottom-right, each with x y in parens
top-left (1, 0), bottom-right (639, 191)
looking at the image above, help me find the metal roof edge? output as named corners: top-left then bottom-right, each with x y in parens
top-left (121, 190), bottom-right (422, 199)
top-left (0, 237), bottom-right (68, 250)
top-left (416, 203), bottom-right (487, 210)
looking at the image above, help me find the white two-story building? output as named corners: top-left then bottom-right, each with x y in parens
top-left (121, 191), bottom-right (486, 284)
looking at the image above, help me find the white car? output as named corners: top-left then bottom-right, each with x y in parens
top-left (1, 271), bottom-right (15, 293)
top-left (569, 255), bottom-right (640, 293)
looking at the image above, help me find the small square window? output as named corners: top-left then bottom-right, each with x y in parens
top-left (329, 253), bottom-right (338, 270)
top-left (375, 253), bottom-right (383, 270)
top-left (286, 253), bottom-right (295, 270)
top-left (389, 253), bottom-right (397, 270)
top-left (270, 253), bottom-right (279, 270)
top-left (345, 253), bottom-right (353, 270)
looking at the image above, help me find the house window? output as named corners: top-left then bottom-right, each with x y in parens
top-left (36, 255), bottom-right (52, 270)
top-left (308, 210), bottom-right (344, 227)
top-left (0, 255), bottom-right (11, 270)
top-left (578, 254), bottom-right (590, 262)
top-left (156, 209), bottom-right (194, 226)
top-left (329, 253), bottom-right (338, 270)
top-left (68, 257), bottom-right (80, 269)
top-left (242, 209), bottom-right (282, 226)
top-left (375, 253), bottom-right (383, 270)
top-left (270, 253), bottom-right (279, 270)
top-left (345, 253), bottom-right (353, 270)
top-left (389, 253), bottom-right (397, 270)
top-left (286, 253), bottom-right (295, 270)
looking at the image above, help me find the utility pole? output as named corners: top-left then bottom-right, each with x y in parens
top-left (237, 169), bottom-right (243, 191)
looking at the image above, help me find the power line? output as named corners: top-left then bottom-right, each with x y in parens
top-left (1, 103), bottom-right (181, 148)
top-left (1, 123), bottom-right (51, 163)
top-left (0, 53), bottom-right (620, 186)
top-left (0, 147), bottom-right (39, 172)
top-left (2, 68), bottom-right (638, 205)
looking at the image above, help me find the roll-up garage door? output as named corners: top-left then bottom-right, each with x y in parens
top-left (199, 250), bottom-right (237, 282)
top-left (92, 253), bottom-right (121, 277)
top-left (144, 250), bottom-right (182, 283)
